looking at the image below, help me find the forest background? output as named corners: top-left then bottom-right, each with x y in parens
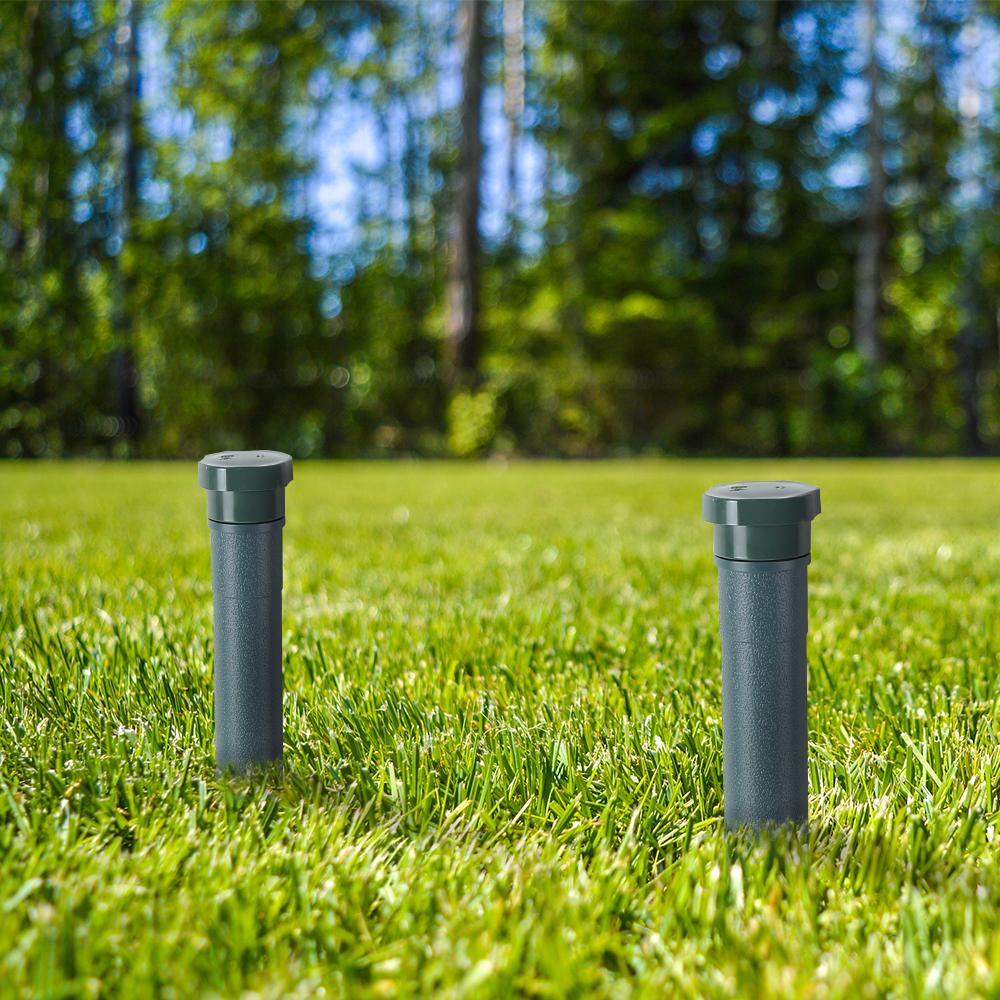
top-left (2, 0), bottom-right (997, 460)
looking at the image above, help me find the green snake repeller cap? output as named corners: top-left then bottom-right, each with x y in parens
top-left (198, 450), bottom-right (293, 524)
top-left (702, 481), bottom-right (821, 561)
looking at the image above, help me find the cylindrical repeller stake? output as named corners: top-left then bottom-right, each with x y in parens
top-left (198, 450), bottom-right (293, 773)
top-left (702, 481), bottom-right (820, 831)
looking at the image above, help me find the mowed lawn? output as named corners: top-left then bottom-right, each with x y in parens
top-left (3, 459), bottom-right (1000, 998)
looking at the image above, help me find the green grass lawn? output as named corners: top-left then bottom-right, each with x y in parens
top-left (3, 459), bottom-right (1000, 998)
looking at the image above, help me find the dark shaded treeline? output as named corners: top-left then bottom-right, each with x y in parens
top-left (1, 0), bottom-right (997, 458)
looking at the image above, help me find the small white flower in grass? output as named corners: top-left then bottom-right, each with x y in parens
top-left (937, 544), bottom-right (953, 561)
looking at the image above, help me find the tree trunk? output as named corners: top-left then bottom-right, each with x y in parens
top-left (8, 1), bottom-right (45, 263)
top-left (853, 0), bottom-right (884, 367)
top-left (112, 0), bottom-right (142, 447)
top-left (444, 0), bottom-right (486, 385)
top-left (502, 0), bottom-right (524, 249)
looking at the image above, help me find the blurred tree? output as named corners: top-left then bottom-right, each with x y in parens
top-left (111, 0), bottom-right (142, 449)
top-left (955, 6), bottom-right (986, 453)
top-left (2, 0), bottom-right (999, 459)
top-left (444, 0), bottom-right (486, 386)
top-left (505, 0), bottom-right (858, 455)
top-left (335, 1), bottom-right (450, 454)
top-left (882, 0), bottom-right (966, 453)
top-left (503, 0), bottom-right (525, 249)
top-left (0, 1), bottom-right (106, 457)
top-left (142, 0), bottom-right (375, 456)
top-left (854, 0), bottom-right (885, 369)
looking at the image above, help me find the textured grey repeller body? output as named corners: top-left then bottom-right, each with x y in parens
top-left (702, 480), bottom-right (819, 832)
top-left (199, 449), bottom-right (292, 775)
top-left (716, 555), bottom-right (809, 829)
top-left (210, 519), bottom-right (284, 770)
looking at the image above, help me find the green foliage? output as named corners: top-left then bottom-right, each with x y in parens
top-left (0, 0), bottom-right (997, 457)
top-left (138, 1), bottom-right (376, 457)
top-left (446, 385), bottom-right (501, 456)
top-left (0, 2), bottom-right (115, 457)
top-left (5, 460), bottom-right (1000, 994)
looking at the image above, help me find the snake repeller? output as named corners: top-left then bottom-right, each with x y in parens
top-left (702, 481), bottom-right (820, 830)
top-left (198, 450), bottom-right (293, 773)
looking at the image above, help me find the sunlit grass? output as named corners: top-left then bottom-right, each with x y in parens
top-left (3, 459), bottom-right (1000, 997)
